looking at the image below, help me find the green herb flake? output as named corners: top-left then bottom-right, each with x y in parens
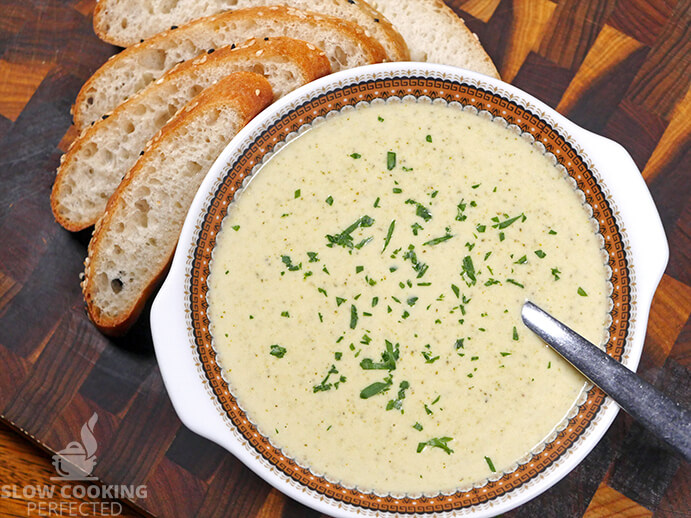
top-left (386, 380), bottom-right (410, 412)
top-left (417, 437), bottom-right (454, 455)
top-left (281, 311), bottom-right (290, 318)
top-left (551, 267), bottom-right (561, 280)
top-left (335, 352), bottom-right (343, 360)
top-left (506, 278), bottom-right (524, 288)
top-left (578, 287), bottom-right (588, 296)
top-left (378, 116), bottom-right (384, 122)
top-left (535, 249), bottom-right (547, 258)
top-left (413, 422), bottom-right (423, 431)
top-left (382, 220), bottom-right (396, 253)
top-left (500, 351), bottom-right (512, 357)
top-left (425, 134), bottom-right (432, 143)
top-left (549, 229), bottom-right (558, 235)
top-left (484, 456), bottom-right (496, 472)
top-left (499, 232), bottom-right (505, 241)
top-left (350, 152), bottom-right (361, 159)
top-left (231, 225), bottom-right (240, 231)
top-left (350, 305), bottom-right (358, 328)
top-left (406, 199), bottom-right (432, 222)
top-left (423, 232), bottom-right (454, 246)
top-left (484, 251), bottom-right (492, 261)
top-left (326, 215), bottom-right (375, 250)
top-left (461, 256), bottom-right (477, 286)
top-left (269, 344), bottom-right (286, 358)
top-left (513, 326), bottom-right (519, 341)
top-left (515, 255), bottom-right (527, 264)
top-left (360, 379), bottom-right (392, 399)
top-left (373, 197), bottom-right (380, 208)
top-left (387, 151), bottom-right (396, 170)
top-left (451, 284), bottom-right (460, 298)
top-left (336, 297), bottom-right (347, 307)
top-left (281, 255), bottom-right (301, 271)
top-left (294, 189), bottom-right (301, 199)
top-left (493, 213), bottom-right (524, 229)
top-left (325, 195), bottom-right (334, 206)
top-left (392, 187), bottom-right (403, 194)
top-left (476, 224), bottom-right (486, 233)
top-left (472, 183), bottom-right (481, 189)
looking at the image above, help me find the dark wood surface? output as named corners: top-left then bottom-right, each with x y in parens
top-left (0, 0), bottom-right (689, 516)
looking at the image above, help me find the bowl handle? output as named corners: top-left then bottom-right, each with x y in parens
top-left (587, 133), bottom-right (669, 364)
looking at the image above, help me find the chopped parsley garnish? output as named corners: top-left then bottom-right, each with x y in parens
top-left (335, 352), bottom-right (342, 360)
top-left (472, 183), bottom-right (481, 189)
top-left (455, 338), bottom-right (465, 350)
top-left (355, 265), bottom-right (364, 274)
top-left (281, 255), bottom-right (301, 271)
top-left (281, 311), bottom-right (290, 318)
top-left (513, 326), bottom-right (519, 341)
top-left (405, 199), bottom-right (432, 221)
top-left (411, 222), bottom-right (424, 235)
top-left (231, 225), bottom-right (240, 231)
top-left (313, 364), bottom-right (346, 392)
top-left (451, 284), bottom-right (460, 298)
top-left (350, 305), bottom-right (358, 328)
top-left (382, 220), bottom-right (396, 253)
top-left (551, 267), bottom-right (561, 280)
top-left (423, 231), bottom-right (454, 246)
top-left (374, 197), bottom-right (380, 208)
top-left (307, 251), bottom-right (319, 262)
top-left (326, 215), bottom-right (375, 250)
top-left (393, 187), bottom-right (403, 193)
top-left (407, 296), bottom-right (418, 306)
top-left (461, 256), bottom-right (476, 286)
top-left (484, 278), bottom-right (500, 286)
top-left (499, 232), bottom-right (505, 241)
top-left (484, 251), bottom-right (492, 260)
top-left (386, 380), bottom-right (410, 411)
top-left (413, 422), bottom-right (423, 431)
top-left (535, 249), bottom-right (546, 258)
top-left (484, 456), bottom-right (496, 472)
top-left (350, 152), bottom-right (362, 159)
top-left (360, 340), bottom-right (399, 371)
top-left (387, 151), bottom-right (396, 170)
top-left (506, 278), bottom-right (524, 288)
top-left (425, 134), bottom-right (432, 142)
top-left (294, 189), bottom-right (301, 198)
top-left (360, 377), bottom-right (392, 399)
top-left (269, 344), bottom-right (286, 358)
top-left (548, 229), bottom-right (557, 235)
top-left (422, 344), bottom-right (440, 363)
top-left (336, 297), bottom-right (347, 306)
top-left (325, 195), bottom-right (334, 206)
top-left (515, 255), bottom-right (527, 264)
top-left (500, 351), bottom-right (512, 357)
top-left (456, 199), bottom-right (467, 221)
top-left (403, 246), bottom-right (429, 278)
top-left (492, 213), bottom-right (524, 229)
top-left (476, 224), bottom-right (486, 233)
top-left (578, 287), bottom-right (588, 296)
top-left (417, 437), bottom-right (454, 455)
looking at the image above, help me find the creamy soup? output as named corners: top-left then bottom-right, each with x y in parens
top-left (207, 101), bottom-right (609, 494)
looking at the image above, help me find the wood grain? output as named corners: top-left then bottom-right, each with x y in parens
top-left (0, 0), bottom-right (689, 517)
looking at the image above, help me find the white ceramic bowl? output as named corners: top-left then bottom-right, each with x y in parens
top-left (150, 63), bottom-right (667, 517)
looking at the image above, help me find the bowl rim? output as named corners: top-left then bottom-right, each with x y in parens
top-left (151, 62), bottom-right (668, 517)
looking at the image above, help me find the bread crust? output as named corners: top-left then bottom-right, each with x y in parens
top-left (52, 37), bottom-right (330, 232)
top-left (82, 72), bottom-right (273, 335)
top-left (92, 0), bottom-right (408, 63)
top-left (75, 6), bottom-right (388, 129)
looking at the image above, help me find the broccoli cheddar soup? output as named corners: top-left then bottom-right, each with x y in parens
top-left (207, 101), bottom-right (609, 494)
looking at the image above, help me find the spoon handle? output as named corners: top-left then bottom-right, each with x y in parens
top-left (522, 301), bottom-right (691, 461)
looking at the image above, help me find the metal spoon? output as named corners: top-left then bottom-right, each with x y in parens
top-left (521, 301), bottom-right (691, 461)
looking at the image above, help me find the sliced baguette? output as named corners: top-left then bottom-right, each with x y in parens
top-left (52, 37), bottom-right (330, 232)
top-left (93, 0), bottom-right (408, 62)
top-left (367, 0), bottom-right (499, 78)
top-left (73, 6), bottom-right (387, 129)
top-left (82, 72), bottom-right (273, 335)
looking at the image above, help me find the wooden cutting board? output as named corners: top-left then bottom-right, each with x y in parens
top-left (0, 0), bottom-right (689, 517)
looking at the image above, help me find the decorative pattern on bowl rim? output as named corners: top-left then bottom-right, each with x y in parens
top-left (184, 71), bottom-right (632, 514)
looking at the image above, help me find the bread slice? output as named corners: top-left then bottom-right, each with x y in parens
top-left (52, 37), bottom-right (330, 232)
top-left (366, 0), bottom-right (499, 78)
top-left (82, 72), bottom-right (273, 334)
top-left (73, 6), bottom-right (388, 129)
top-left (93, 0), bottom-right (408, 62)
